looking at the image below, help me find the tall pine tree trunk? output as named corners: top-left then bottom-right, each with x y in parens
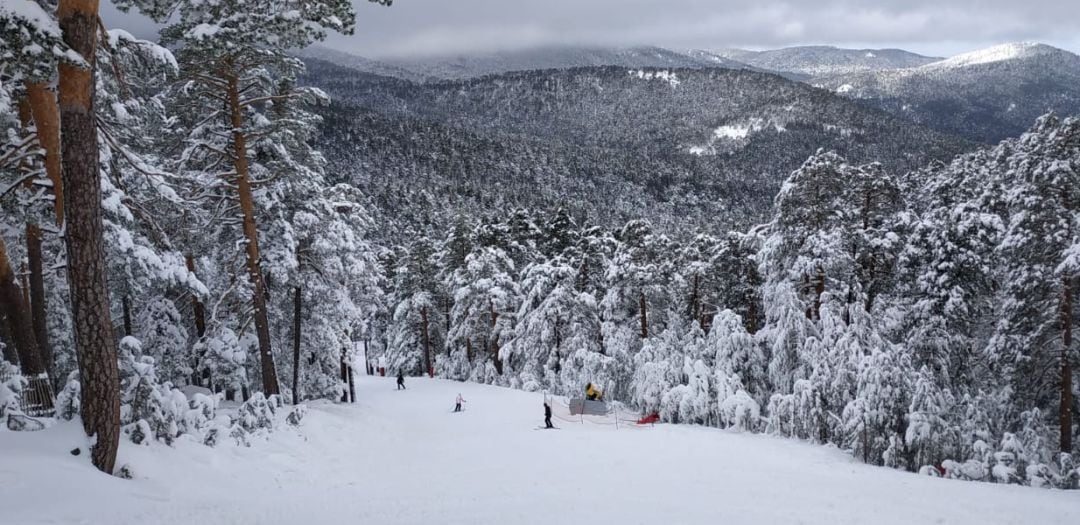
top-left (291, 285), bottom-right (301, 404)
top-left (226, 73), bottom-right (279, 396)
top-left (0, 237), bottom-right (48, 382)
top-left (421, 305), bottom-right (432, 377)
top-left (1062, 276), bottom-right (1074, 453)
top-left (16, 94), bottom-right (54, 378)
top-left (59, 0), bottom-right (120, 474)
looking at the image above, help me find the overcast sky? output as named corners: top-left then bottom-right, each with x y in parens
top-left (102, 0), bottom-right (1080, 59)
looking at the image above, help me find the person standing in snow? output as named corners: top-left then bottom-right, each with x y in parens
top-left (396, 370), bottom-right (406, 390)
top-left (454, 393), bottom-right (466, 412)
top-left (544, 402), bottom-right (554, 428)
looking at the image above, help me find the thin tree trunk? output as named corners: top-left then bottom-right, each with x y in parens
top-left (185, 254), bottom-right (207, 385)
top-left (186, 255), bottom-right (207, 337)
top-left (58, 0), bottom-right (120, 475)
top-left (813, 268), bottom-right (825, 321)
top-left (340, 348), bottom-right (349, 403)
top-left (689, 273), bottom-right (700, 325)
top-left (121, 295), bottom-right (132, 336)
top-left (348, 364), bottom-right (356, 403)
top-left (226, 73), bottom-right (279, 396)
top-left (443, 296), bottom-right (451, 354)
top-left (639, 292), bottom-right (648, 338)
top-left (1062, 276), bottom-right (1074, 453)
top-left (421, 305), bottom-right (432, 377)
top-left (745, 295), bottom-right (760, 334)
top-left (490, 300), bottom-right (502, 375)
top-left (553, 315), bottom-right (562, 374)
top-left (291, 285), bottom-right (301, 404)
top-left (25, 225), bottom-right (52, 377)
top-left (0, 311), bottom-right (18, 364)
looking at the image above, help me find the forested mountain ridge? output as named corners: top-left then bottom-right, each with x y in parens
top-left (817, 43), bottom-right (1080, 143)
top-left (714, 45), bottom-right (941, 77)
top-left (296, 44), bottom-right (757, 82)
top-left (304, 42), bottom-right (1080, 145)
top-left (304, 59), bottom-right (973, 237)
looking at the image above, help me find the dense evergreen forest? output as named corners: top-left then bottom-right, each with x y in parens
top-left (1, 0), bottom-right (1077, 491)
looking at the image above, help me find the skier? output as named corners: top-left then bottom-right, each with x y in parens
top-left (586, 382), bottom-right (603, 401)
top-left (396, 370), bottom-right (406, 390)
top-left (454, 393), bottom-right (466, 412)
top-left (544, 402), bottom-right (554, 428)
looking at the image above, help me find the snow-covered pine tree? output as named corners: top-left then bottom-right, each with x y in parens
top-left (443, 246), bottom-right (518, 382)
top-left (115, 0), bottom-right (387, 396)
top-left (990, 114), bottom-right (1080, 455)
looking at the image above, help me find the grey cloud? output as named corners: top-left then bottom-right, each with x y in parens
top-left (102, 0), bottom-right (1080, 58)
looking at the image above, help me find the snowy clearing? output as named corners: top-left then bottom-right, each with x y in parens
top-left (1, 376), bottom-right (1076, 525)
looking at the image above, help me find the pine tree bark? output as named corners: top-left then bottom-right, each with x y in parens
top-left (291, 285), bottom-right (301, 404)
top-left (24, 81), bottom-right (64, 226)
top-left (0, 236), bottom-right (47, 379)
top-left (226, 73), bottom-right (279, 396)
top-left (421, 305), bottom-right (432, 377)
top-left (58, 0), bottom-right (120, 475)
top-left (1061, 276), bottom-right (1074, 453)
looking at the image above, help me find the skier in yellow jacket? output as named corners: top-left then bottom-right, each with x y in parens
top-left (586, 383), bottom-right (603, 401)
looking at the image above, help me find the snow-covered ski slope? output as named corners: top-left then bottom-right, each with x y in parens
top-left (2, 376), bottom-right (1076, 525)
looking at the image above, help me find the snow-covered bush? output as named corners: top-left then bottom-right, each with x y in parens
top-left (719, 389), bottom-right (760, 432)
top-left (0, 360), bottom-right (25, 423)
top-left (766, 379), bottom-right (825, 441)
top-left (54, 372), bottom-right (81, 421)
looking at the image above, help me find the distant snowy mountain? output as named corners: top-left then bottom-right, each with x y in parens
top-left (713, 45), bottom-right (940, 77)
top-left (919, 41), bottom-right (1059, 69)
top-left (816, 42), bottom-right (1080, 142)
top-left (298, 45), bottom-right (764, 82)
top-left (294, 46), bottom-right (434, 83)
top-left (386, 45), bottom-right (737, 80)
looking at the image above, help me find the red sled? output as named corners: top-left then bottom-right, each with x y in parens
top-left (638, 413), bottom-right (660, 425)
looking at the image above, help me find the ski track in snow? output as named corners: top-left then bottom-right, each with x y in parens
top-left (1, 376), bottom-right (1077, 524)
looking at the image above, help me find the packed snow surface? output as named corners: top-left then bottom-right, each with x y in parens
top-left (2, 376), bottom-right (1077, 524)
